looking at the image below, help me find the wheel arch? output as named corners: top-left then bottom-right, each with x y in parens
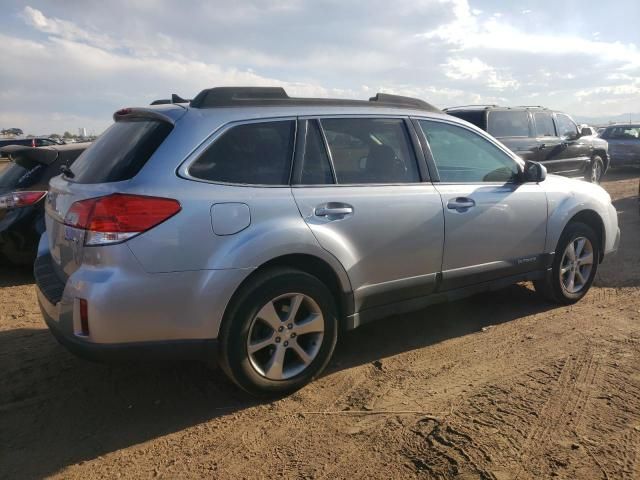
top-left (223, 253), bottom-right (355, 331)
top-left (593, 149), bottom-right (609, 172)
top-left (565, 209), bottom-right (606, 262)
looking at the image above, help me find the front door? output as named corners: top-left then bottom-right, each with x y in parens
top-left (416, 118), bottom-right (548, 290)
top-left (291, 118), bottom-right (444, 312)
top-left (551, 113), bottom-right (591, 175)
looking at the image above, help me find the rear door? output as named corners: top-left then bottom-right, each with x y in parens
top-left (291, 117), bottom-right (444, 312)
top-left (551, 113), bottom-right (591, 175)
top-left (416, 118), bottom-right (547, 289)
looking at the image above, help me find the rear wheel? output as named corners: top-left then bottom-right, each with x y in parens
top-left (534, 222), bottom-right (599, 304)
top-left (218, 267), bottom-right (338, 397)
top-left (586, 155), bottom-right (604, 183)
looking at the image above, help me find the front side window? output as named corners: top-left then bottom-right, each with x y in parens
top-left (190, 120), bottom-right (295, 185)
top-left (487, 111), bottom-right (530, 137)
top-left (419, 120), bottom-right (520, 183)
top-left (320, 118), bottom-right (420, 184)
top-left (555, 114), bottom-right (578, 138)
top-left (534, 112), bottom-right (556, 137)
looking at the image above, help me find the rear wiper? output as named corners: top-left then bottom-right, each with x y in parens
top-left (60, 164), bottom-right (75, 179)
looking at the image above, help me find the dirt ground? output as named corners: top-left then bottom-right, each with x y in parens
top-left (1, 170), bottom-right (639, 480)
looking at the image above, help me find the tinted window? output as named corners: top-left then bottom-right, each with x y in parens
top-left (70, 120), bottom-right (172, 184)
top-left (320, 118), bottom-right (419, 184)
top-left (420, 120), bottom-right (519, 183)
top-left (555, 114), bottom-right (578, 138)
top-left (605, 126), bottom-right (640, 140)
top-left (297, 120), bottom-right (333, 185)
top-left (487, 111), bottom-right (530, 137)
top-left (446, 110), bottom-right (486, 130)
top-left (190, 120), bottom-right (294, 185)
top-left (534, 112), bottom-right (556, 137)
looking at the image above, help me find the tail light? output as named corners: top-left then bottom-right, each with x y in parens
top-left (64, 193), bottom-right (181, 246)
top-left (0, 191), bottom-right (47, 210)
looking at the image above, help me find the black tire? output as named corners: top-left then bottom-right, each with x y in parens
top-left (218, 267), bottom-right (338, 397)
top-left (534, 222), bottom-right (599, 304)
top-left (586, 155), bottom-right (604, 183)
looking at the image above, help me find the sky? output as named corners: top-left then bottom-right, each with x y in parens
top-left (1, 0), bottom-right (639, 135)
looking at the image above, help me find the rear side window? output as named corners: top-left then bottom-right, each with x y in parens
top-left (320, 118), bottom-right (420, 184)
top-left (604, 126), bottom-right (640, 139)
top-left (533, 112), bottom-right (556, 137)
top-left (70, 120), bottom-right (172, 184)
top-left (446, 110), bottom-right (487, 130)
top-left (487, 111), bottom-right (530, 137)
top-left (189, 120), bottom-right (295, 185)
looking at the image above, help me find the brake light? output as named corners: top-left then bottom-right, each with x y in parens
top-left (64, 194), bottom-right (181, 245)
top-left (0, 191), bottom-right (47, 210)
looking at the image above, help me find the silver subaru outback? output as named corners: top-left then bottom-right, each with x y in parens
top-left (35, 87), bottom-right (620, 396)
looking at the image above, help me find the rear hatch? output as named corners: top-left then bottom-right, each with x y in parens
top-left (45, 112), bottom-right (175, 280)
top-left (0, 145), bottom-right (61, 221)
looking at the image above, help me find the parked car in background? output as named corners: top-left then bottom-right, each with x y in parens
top-left (34, 87), bottom-right (619, 396)
top-left (0, 137), bottom-right (63, 159)
top-left (598, 124), bottom-right (640, 168)
top-left (0, 143), bottom-right (89, 265)
top-left (579, 124), bottom-right (600, 137)
top-left (444, 105), bottom-right (609, 183)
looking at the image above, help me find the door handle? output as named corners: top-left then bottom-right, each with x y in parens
top-left (538, 143), bottom-right (547, 150)
top-left (314, 205), bottom-right (354, 217)
top-left (447, 197), bottom-right (476, 212)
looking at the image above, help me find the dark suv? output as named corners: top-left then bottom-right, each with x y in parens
top-left (444, 106), bottom-right (609, 183)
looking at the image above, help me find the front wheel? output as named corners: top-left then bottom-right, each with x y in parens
top-left (218, 267), bottom-right (338, 397)
top-left (534, 222), bottom-right (599, 304)
top-left (586, 155), bottom-right (604, 183)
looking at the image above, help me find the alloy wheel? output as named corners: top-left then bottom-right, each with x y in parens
top-left (246, 293), bottom-right (324, 380)
top-left (559, 236), bottom-right (594, 294)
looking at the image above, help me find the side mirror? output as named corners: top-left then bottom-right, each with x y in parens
top-left (524, 160), bottom-right (547, 183)
top-left (580, 127), bottom-right (592, 137)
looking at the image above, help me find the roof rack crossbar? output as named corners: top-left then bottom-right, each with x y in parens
top-left (188, 87), bottom-right (441, 112)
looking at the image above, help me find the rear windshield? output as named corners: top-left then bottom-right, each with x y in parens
top-left (69, 119), bottom-right (172, 183)
top-left (487, 111), bottom-right (530, 137)
top-left (446, 110), bottom-right (486, 130)
top-left (0, 162), bottom-right (44, 188)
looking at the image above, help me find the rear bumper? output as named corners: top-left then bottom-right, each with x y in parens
top-left (33, 246), bottom-right (249, 362)
top-left (40, 297), bottom-right (218, 362)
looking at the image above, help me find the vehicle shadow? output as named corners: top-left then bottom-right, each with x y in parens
top-left (0, 266), bottom-right (34, 287)
top-left (0, 284), bottom-right (557, 479)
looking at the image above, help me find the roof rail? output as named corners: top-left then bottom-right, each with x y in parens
top-left (517, 105), bottom-right (547, 109)
top-left (150, 93), bottom-right (191, 106)
top-left (189, 86), bottom-right (441, 112)
top-left (443, 104), bottom-right (498, 111)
